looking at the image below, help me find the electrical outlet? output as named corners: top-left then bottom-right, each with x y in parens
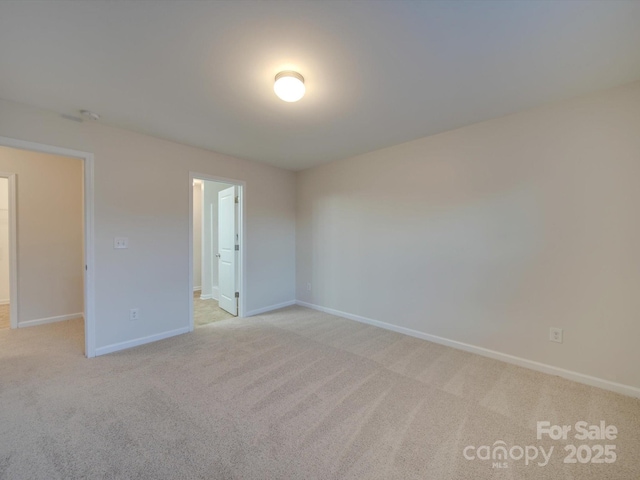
top-left (130, 308), bottom-right (140, 321)
top-left (549, 327), bottom-right (563, 343)
top-left (307, 282), bottom-right (311, 292)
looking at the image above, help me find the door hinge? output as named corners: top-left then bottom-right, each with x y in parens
top-left (235, 196), bottom-right (239, 204)
top-left (235, 292), bottom-right (239, 298)
top-left (235, 245), bottom-right (239, 251)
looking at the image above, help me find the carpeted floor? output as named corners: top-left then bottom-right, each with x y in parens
top-left (0, 305), bottom-right (638, 479)
top-left (194, 290), bottom-right (234, 326)
top-left (0, 303), bottom-right (9, 330)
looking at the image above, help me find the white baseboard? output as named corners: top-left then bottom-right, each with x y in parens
top-left (0, 299), bottom-right (9, 305)
top-left (246, 300), bottom-right (296, 317)
top-left (295, 300), bottom-right (640, 399)
top-left (18, 312), bottom-right (84, 328)
top-left (95, 326), bottom-right (190, 356)
top-left (199, 287), bottom-right (219, 301)
top-left (193, 286), bottom-right (201, 292)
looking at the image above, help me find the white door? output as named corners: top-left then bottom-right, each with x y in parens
top-left (217, 186), bottom-right (237, 315)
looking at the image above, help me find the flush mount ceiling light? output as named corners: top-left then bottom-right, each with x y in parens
top-left (274, 71), bottom-right (305, 102)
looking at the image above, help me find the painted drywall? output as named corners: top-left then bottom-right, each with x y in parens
top-left (193, 182), bottom-right (202, 290)
top-left (296, 81), bottom-right (640, 391)
top-left (0, 97), bottom-right (296, 351)
top-left (0, 147), bottom-right (83, 322)
top-left (0, 178), bottom-right (8, 304)
top-left (200, 181), bottom-right (232, 300)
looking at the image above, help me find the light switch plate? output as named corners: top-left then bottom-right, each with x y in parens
top-left (114, 237), bottom-right (128, 249)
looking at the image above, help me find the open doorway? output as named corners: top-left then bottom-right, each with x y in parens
top-left (0, 146), bottom-right (84, 345)
top-left (190, 174), bottom-right (244, 328)
top-left (0, 137), bottom-right (95, 357)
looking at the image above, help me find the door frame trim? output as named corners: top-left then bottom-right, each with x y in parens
top-left (0, 172), bottom-right (17, 328)
top-left (188, 172), bottom-right (246, 330)
top-left (0, 136), bottom-right (96, 357)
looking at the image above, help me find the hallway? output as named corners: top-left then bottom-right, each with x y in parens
top-left (193, 290), bottom-right (234, 327)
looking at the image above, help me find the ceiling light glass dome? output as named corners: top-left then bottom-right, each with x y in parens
top-left (274, 71), bottom-right (305, 102)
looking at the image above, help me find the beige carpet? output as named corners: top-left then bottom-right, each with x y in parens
top-left (193, 290), bottom-right (234, 326)
top-left (0, 306), bottom-right (639, 479)
top-left (0, 303), bottom-right (9, 330)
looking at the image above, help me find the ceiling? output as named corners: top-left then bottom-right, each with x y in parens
top-left (1, 1), bottom-right (640, 171)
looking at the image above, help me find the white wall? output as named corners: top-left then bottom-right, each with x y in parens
top-left (0, 147), bottom-right (83, 322)
top-left (200, 181), bottom-right (232, 300)
top-left (193, 181), bottom-right (202, 290)
top-left (0, 97), bottom-right (296, 352)
top-left (0, 178), bottom-right (8, 304)
top-left (296, 81), bottom-right (640, 391)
